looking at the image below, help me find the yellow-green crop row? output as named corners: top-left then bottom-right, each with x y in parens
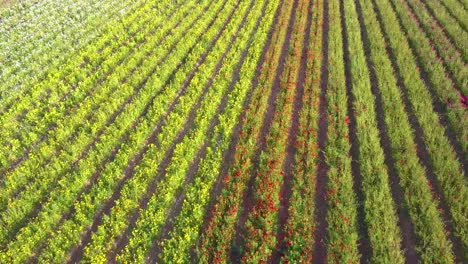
top-left (0, 0), bottom-right (228, 262)
top-left (0, 0), bottom-right (197, 240)
top-left (0, 0), bottom-right (178, 171)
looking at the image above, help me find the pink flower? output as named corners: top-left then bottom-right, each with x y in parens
top-left (459, 93), bottom-right (467, 108)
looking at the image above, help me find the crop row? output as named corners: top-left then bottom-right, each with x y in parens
top-left (0, 0), bottom-right (179, 171)
top-left (342, 0), bottom-right (405, 261)
top-left (405, 0), bottom-right (467, 94)
top-left (389, 0), bottom-right (468, 155)
top-left (0, 0), bottom-right (230, 261)
top-left (325, 0), bottom-right (360, 262)
top-left (0, 0), bottom-right (197, 240)
top-left (241, 0), bottom-right (308, 261)
top-left (154, 0), bottom-right (279, 261)
top-left (77, 0), bottom-right (258, 261)
top-left (39, 0), bottom-right (237, 261)
top-left (437, 0), bottom-right (468, 31)
top-left (115, 1), bottom-right (280, 262)
top-left (0, 0), bottom-right (142, 104)
top-left (280, 0), bottom-right (323, 262)
top-left (198, 0), bottom-right (295, 262)
top-left (0, 0), bottom-right (171, 170)
top-left (358, 0), bottom-right (456, 261)
top-left (0, 0), bottom-right (187, 190)
top-left (373, 0), bottom-right (468, 259)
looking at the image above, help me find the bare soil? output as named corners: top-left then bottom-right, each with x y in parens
top-left (312, 0), bottom-right (330, 262)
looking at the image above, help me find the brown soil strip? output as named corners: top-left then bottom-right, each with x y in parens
top-left (269, 0), bottom-right (314, 262)
top-left (339, 0), bottom-right (373, 262)
top-left (230, 0), bottom-right (299, 262)
top-left (354, 0), bottom-right (419, 262)
top-left (387, 0), bottom-right (468, 179)
top-left (193, 0), bottom-right (285, 259)
top-left (64, 1), bottom-right (239, 262)
top-left (370, 0), bottom-right (465, 261)
top-left (311, 0), bottom-right (330, 262)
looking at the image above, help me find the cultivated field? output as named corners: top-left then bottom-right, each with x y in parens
top-left (0, 0), bottom-right (467, 263)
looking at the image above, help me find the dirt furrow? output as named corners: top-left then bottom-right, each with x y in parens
top-left (311, 0), bottom-right (330, 262)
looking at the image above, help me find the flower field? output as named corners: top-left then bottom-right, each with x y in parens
top-left (0, 0), bottom-right (466, 263)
